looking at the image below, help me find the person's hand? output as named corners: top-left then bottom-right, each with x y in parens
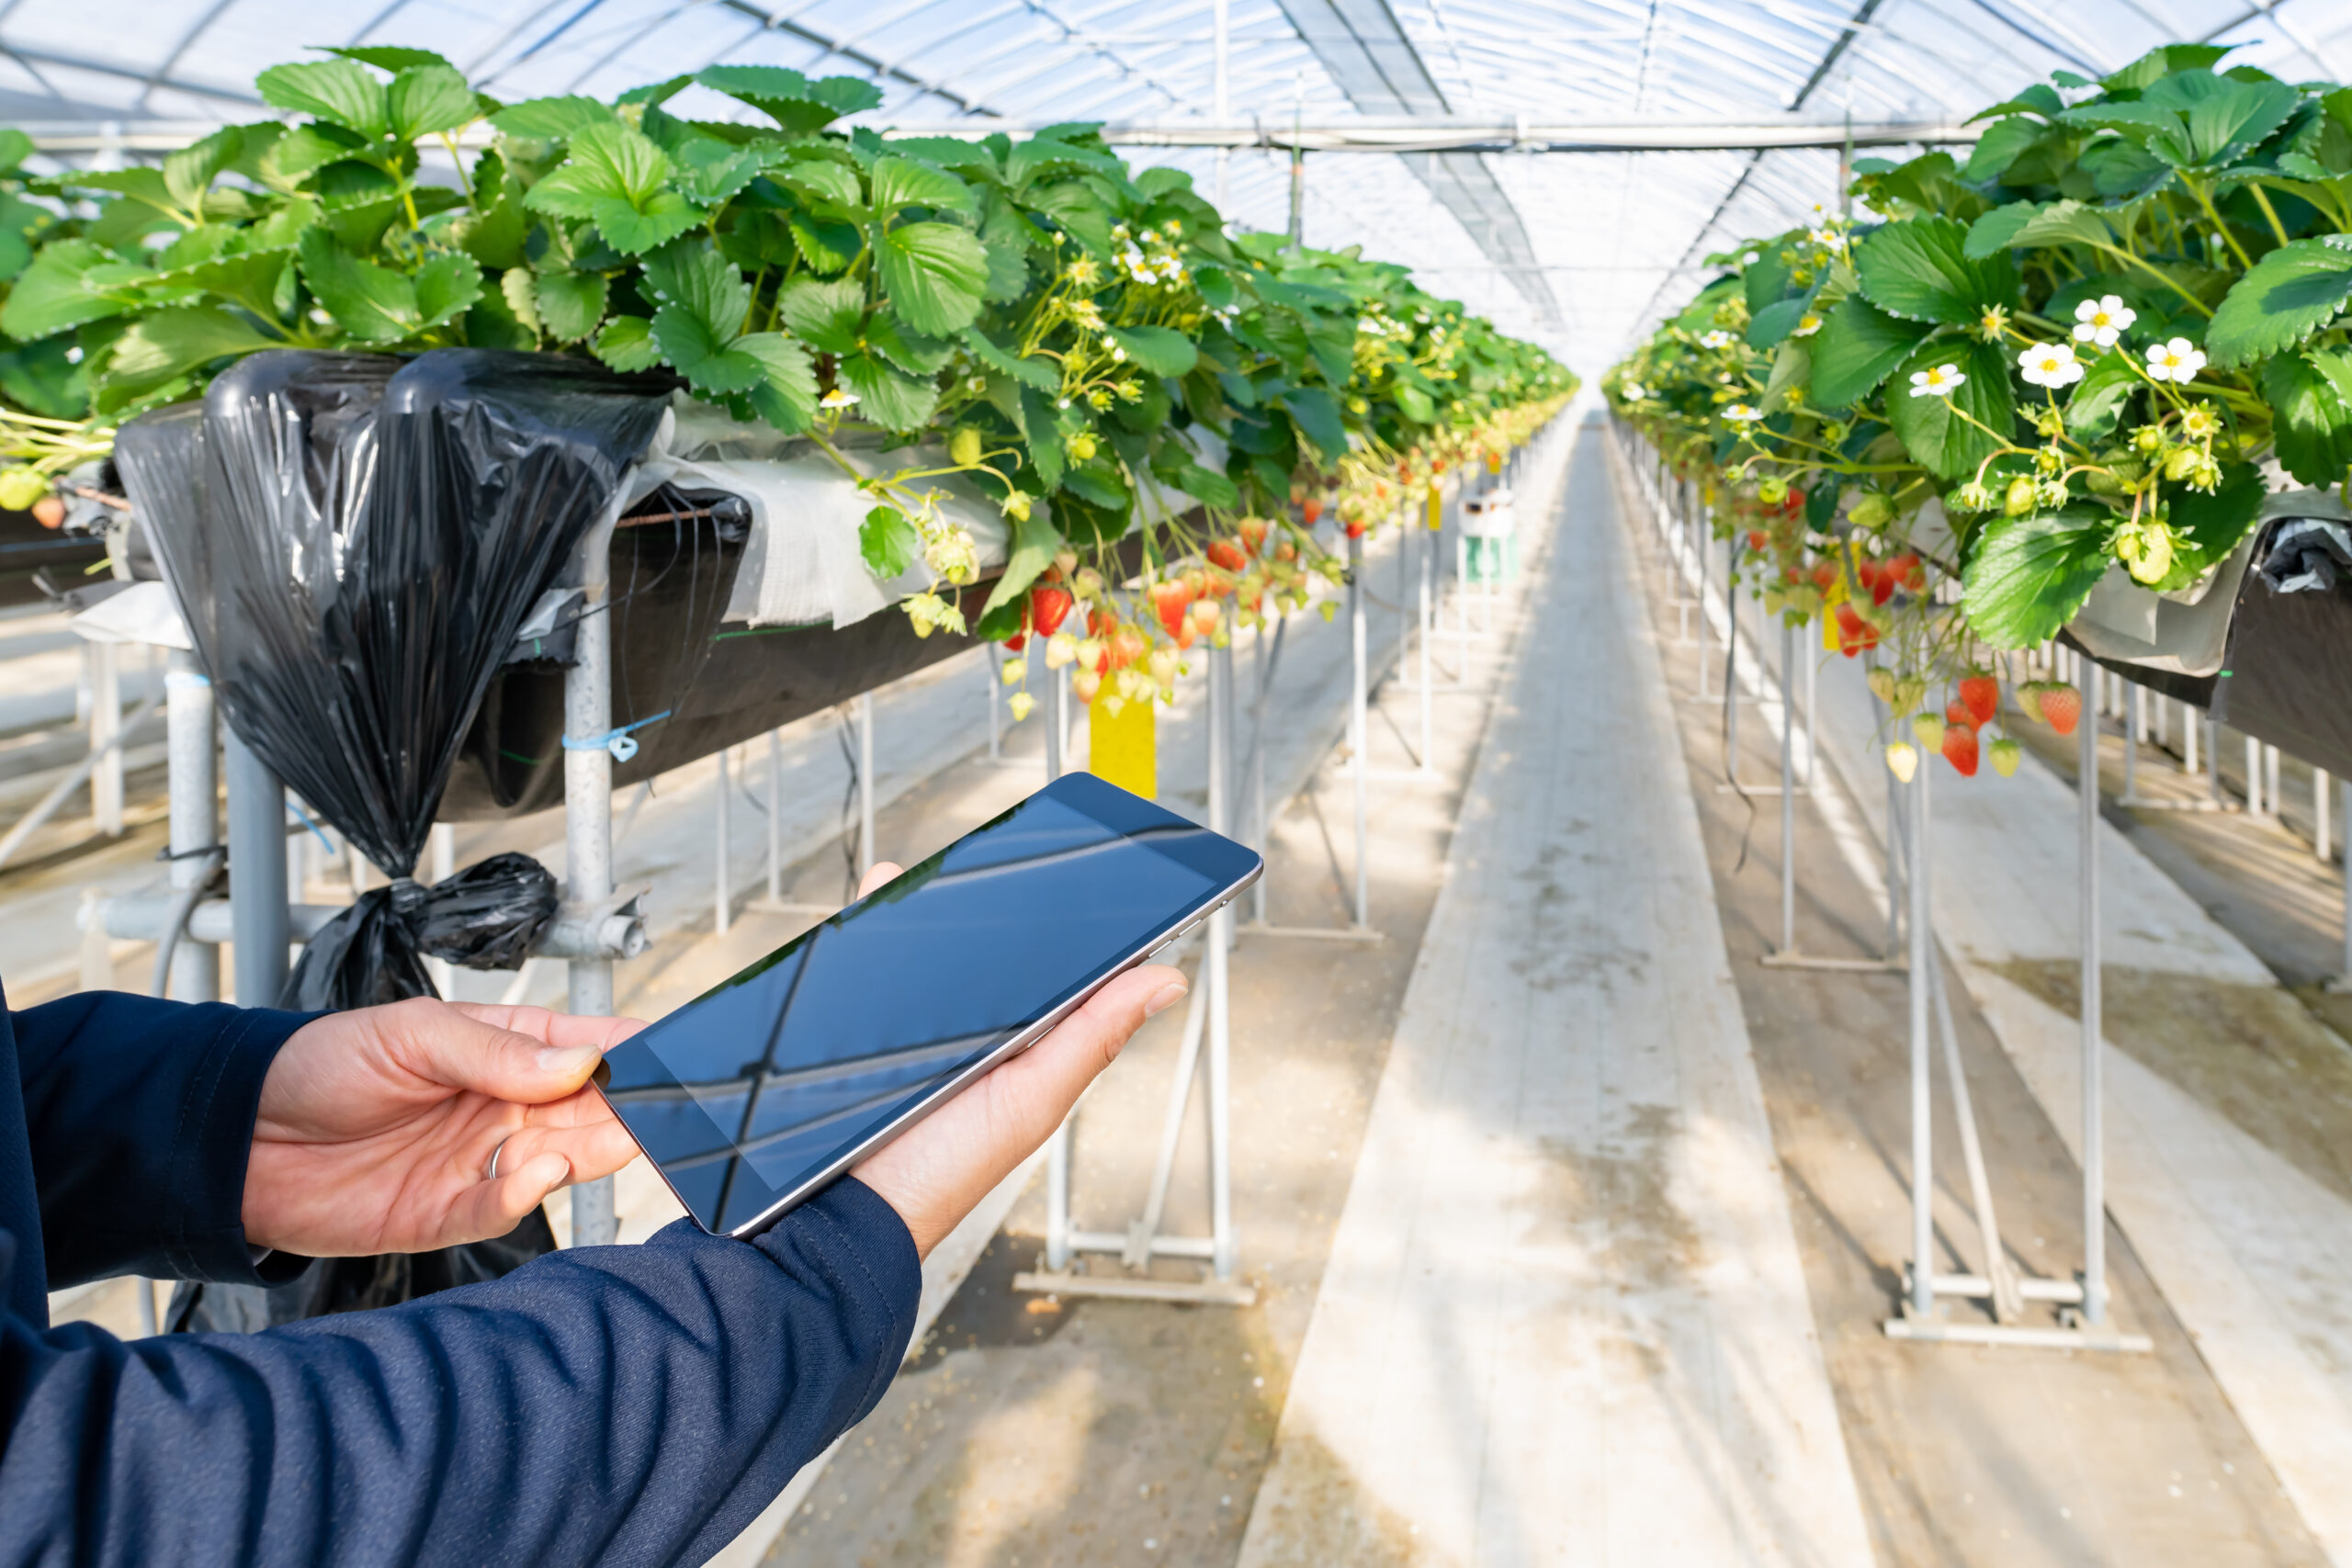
top-left (847, 863), bottom-right (1188, 1260)
top-left (243, 1000), bottom-right (645, 1257)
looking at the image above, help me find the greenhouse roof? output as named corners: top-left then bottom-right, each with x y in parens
top-left (0, 0), bottom-right (2342, 373)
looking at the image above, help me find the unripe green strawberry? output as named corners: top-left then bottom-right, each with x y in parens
top-left (1989, 738), bottom-right (2020, 776)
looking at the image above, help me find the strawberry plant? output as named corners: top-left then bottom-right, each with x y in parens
top-left (1612, 41), bottom-right (2352, 778)
top-left (0, 44), bottom-right (1570, 718)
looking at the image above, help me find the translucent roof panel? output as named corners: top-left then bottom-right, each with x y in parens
top-left (0, 0), bottom-right (2345, 373)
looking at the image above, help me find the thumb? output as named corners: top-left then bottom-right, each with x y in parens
top-left (1003, 963), bottom-right (1187, 1131)
top-left (388, 998), bottom-right (605, 1105)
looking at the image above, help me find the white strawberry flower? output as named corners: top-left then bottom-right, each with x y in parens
top-left (2018, 342), bottom-right (2084, 389)
top-left (1908, 363), bottom-right (1966, 398)
top-left (1700, 330), bottom-right (1736, 350)
top-left (1792, 311), bottom-right (1822, 337)
top-left (820, 386), bottom-right (860, 408)
top-left (2072, 295), bottom-right (2135, 347)
top-left (2143, 337), bottom-right (2206, 384)
top-left (1723, 403), bottom-right (1765, 423)
top-left (1620, 380), bottom-right (1647, 400)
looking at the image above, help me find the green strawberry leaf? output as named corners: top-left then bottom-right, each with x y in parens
top-left (322, 45), bottom-right (454, 73)
top-left (775, 276), bottom-right (863, 354)
top-left (1109, 324), bottom-right (1197, 378)
top-left (963, 325), bottom-right (1057, 389)
top-left (255, 60), bottom-right (389, 140)
top-left (163, 128), bottom-right (240, 216)
top-left (105, 306), bottom-right (280, 392)
top-left (2261, 349), bottom-right (2352, 486)
top-left (695, 65), bottom-right (882, 134)
top-left (869, 154), bottom-right (975, 219)
top-left (1020, 386), bottom-right (1066, 489)
top-left (531, 267), bottom-right (607, 343)
top-left (777, 160), bottom-right (864, 213)
top-left (389, 64), bottom-right (481, 141)
top-left (978, 507), bottom-right (1062, 619)
top-left (1277, 385), bottom-right (1348, 462)
top-left (640, 240), bottom-right (750, 342)
top-left (526, 122), bottom-right (695, 253)
top-left (1886, 337), bottom-right (2016, 484)
top-left (594, 315), bottom-right (661, 372)
top-left (788, 212), bottom-right (861, 274)
top-left (1061, 461), bottom-right (1130, 512)
top-left (1808, 296), bottom-right (1930, 407)
top-left (1962, 505), bottom-right (2116, 649)
top-left (1170, 460), bottom-right (1238, 508)
top-left (1857, 215), bottom-right (2018, 326)
top-left (859, 503), bottom-right (921, 578)
top-left (2061, 349), bottom-right (2141, 441)
top-left (296, 228), bottom-right (423, 342)
top-left (413, 252), bottom-right (482, 329)
top-left (840, 348), bottom-right (938, 431)
top-left (489, 96), bottom-right (615, 140)
top-left (874, 220), bottom-right (988, 336)
top-left (497, 267), bottom-right (542, 339)
top-left (2205, 235), bottom-right (2352, 369)
top-left (736, 333), bottom-right (818, 433)
top-left (0, 239), bottom-right (150, 339)
top-left (865, 313), bottom-right (954, 375)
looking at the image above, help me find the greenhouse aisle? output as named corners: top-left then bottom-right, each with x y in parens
top-left (1236, 415), bottom-right (1876, 1568)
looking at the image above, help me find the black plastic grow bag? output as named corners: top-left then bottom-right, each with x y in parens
top-left (115, 349), bottom-right (671, 1327)
top-left (2209, 519), bottom-right (2352, 781)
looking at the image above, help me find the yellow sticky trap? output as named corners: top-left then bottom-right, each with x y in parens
top-left (1427, 481), bottom-right (1443, 531)
top-left (1820, 557), bottom-right (1848, 652)
top-left (1090, 690), bottom-right (1157, 798)
top-left (1487, 452), bottom-right (1502, 474)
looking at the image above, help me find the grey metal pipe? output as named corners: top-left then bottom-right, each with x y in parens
top-left (1348, 528), bottom-right (1370, 930)
top-left (563, 516), bottom-right (619, 1247)
top-left (1909, 760), bottom-right (1934, 1318)
top-left (164, 656), bottom-right (219, 1003)
top-left (1207, 640), bottom-right (1236, 1278)
top-left (2079, 660), bottom-right (2108, 1325)
top-left (224, 730), bottom-right (288, 1008)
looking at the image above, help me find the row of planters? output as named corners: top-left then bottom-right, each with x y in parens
top-left (1608, 41), bottom-right (2352, 784)
top-left (0, 49), bottom-right (1569, 709)
top-left (0, 45), bottom-right (1573, 996)
top-left (0, 49), bottom-right (1568, 1328)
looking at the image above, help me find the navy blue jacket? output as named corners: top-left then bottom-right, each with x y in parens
top-left (0, 987), bottom-right (922, 1566)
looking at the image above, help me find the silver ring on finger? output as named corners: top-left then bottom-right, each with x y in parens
top-left (486, 1135), bottom-right (512, 1181)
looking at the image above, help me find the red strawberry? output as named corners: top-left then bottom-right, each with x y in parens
top-left (1946, 699), bottom-right (1973, 728)
top-left (1784, 565), bottom-right (1804, 585)
top-left (1784, 486), bottom-right (1805, 514)
top-left (1003, 630), bottom-right (1027, 652)
top-left (2039, 684), bottom-right (2082, 736)
top-left (1090, 606), bottom-right (1118, 639)
top-left (1811, 561), bottom-right (1838, 591)
top-left (1302, 498), bottom-right (1325, 525)
top-left (1030, 584), bottom-right (1073, 638)
top-left (1891, 552), bottom-right (1926, 592)
top-left (1747, 528), bottom-right (1770, 551)
top-left (1149, 581), bottom-right (1192, 637)
top-left (1110, 626), bottom-right (1148, 669)
top-left (1239, 517), bottom-right (1269, 552)
top-left (1344, 519), bottom-right (1368, 539)
top-left (1942, 723), bottom-right (1979, 777)
top-left (1834, 603), bottom-right (1879, 658)
top-left (1958, 674), bottom-right (1998, 728)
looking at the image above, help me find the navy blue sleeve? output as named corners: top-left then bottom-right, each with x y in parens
top-left (14, 992), bottom-right (315, 1290)
top-left (0, 1179), bottom-right (921, 1568)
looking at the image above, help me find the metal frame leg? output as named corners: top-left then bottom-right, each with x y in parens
top-left (1907, 762), bottom-right (1935, 1319)
top-left (767, 729), bottom-right (784, 903)
top-left (565, 521), bottom-right (619, 1247)
top-left (224, 730), bottom-right (288, 1008)
top-left (1206, 641), bottom-right (1237, 1278)
top-left (856, 692), bottom-right (876, 880)
top-left (88, 641), bottom-right (124, 837)
top-left (1349, 529), bottom-right (1370, 931)
top-left (2078, 659), bottom-right (2109, 1327)
top-left (163, 657), bottom-right (219, 1003)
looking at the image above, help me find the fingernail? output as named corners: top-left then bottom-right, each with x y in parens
top-left (1143, 980), bottom-right (1188, 1019)
top-left (538, 1043), bottom-right (602, 1077)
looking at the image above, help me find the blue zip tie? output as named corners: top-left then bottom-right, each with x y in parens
top-left (562, 709), bottom-right (672, 763)
top-left (284, 795), bottom-right (338, 859)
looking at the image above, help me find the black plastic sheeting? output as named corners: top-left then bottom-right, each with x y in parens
top-left (114, 350), bottom-right (667, 1329)
top-left (2210, 518), bottom-right (2352, 782)
top-left (440, 515), bottom-right (1002, 820)
top-left (118, 349), bottom-right (671, 876)
top-left (2064, 515), bottom-right (2352, 783)
top-left (284, 852), bottom-right (559, 1010)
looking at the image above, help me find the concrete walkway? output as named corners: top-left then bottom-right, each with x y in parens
top-left (1237, 415), bottom-right (1875, 1568)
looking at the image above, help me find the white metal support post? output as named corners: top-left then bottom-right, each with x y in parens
top-left (163, 656), bottom-right (219, 1003)
top-left (1883, 660), bottom-right (2148, 1350)
top-left (87, 641), bottom-right (124, 838)
top-left (1349, 527), bottom-right (1371, 929)
top-left (714, 744), bottom-right (731, 936)
top-left (564, 520), bottom-right (620, 1248)
top-left (1020, 640), bottom-right (1252, 1305)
